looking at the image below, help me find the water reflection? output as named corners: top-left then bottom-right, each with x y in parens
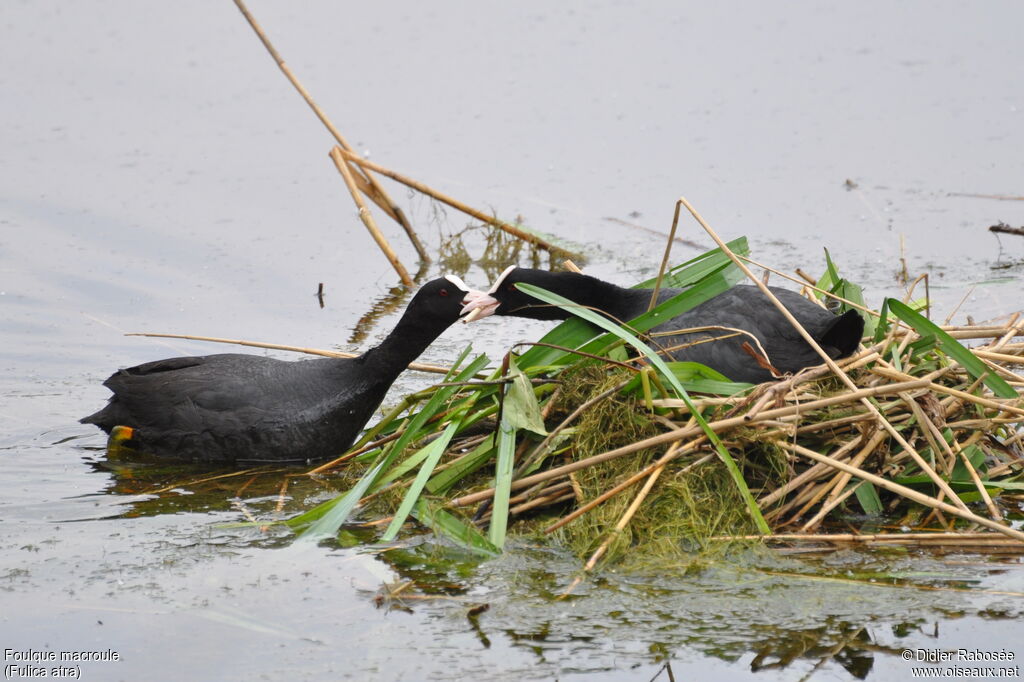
top-left (64, 437), bottom-right (1024, 680)
top-left (84, 454), bottom-right (349, 521)
top-left (345, 262), bottom-right (429, 345)
top-left (350, 538), bottom-right (1024, 679)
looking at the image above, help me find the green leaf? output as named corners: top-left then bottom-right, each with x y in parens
top-left (887, 299), bottom-right (1018, 398)
top-left (368, 353), bottom-right (491, 495)
top-left (502, 355), bottom-right (547, 436)
top-left (426, 434), bottom-right (497, 495)
top-left (950, 442), bottom-right (986, 481)
top-left (290, 459), bottom-right (385, 542)
top-left (817, 250), bottom-right (876, 338)
top-left (873, 298), bottom-right (891, 344)
top-left (411, 499), bottom-right (499, 557)
top-left (891, 473), bottom-right (1024, 492)
top-left (381, 422), bottom-right (461, 541)
top-left (622, 361), bottom-right (754, 397)
top-left (819, 248), bottom-right (841, 295)
top-left (853, 480), bottom-right (884, 514)
top-left (635, 237), bottom-right (750, 288)
top-left (489, 420), bottom-right (516, 549)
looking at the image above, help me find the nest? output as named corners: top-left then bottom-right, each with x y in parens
top-left (289, 234), bottom-right (1024, 587)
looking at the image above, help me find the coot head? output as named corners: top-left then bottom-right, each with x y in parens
top-left (413, 274), bottom-right (500, 325)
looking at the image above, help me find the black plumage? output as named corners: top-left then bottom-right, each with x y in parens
top-left (476, 267), bottom-right (864, 384)
top-left (80, 277), bottom-right (495, 465)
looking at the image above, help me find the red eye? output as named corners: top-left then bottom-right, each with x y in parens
top-left (439, 288), bottom-right (449, 297)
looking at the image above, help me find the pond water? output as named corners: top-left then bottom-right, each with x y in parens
top-left (2, 1), bottom-right (1023, 680)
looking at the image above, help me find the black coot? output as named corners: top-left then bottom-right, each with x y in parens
top-left (81, 276), bottom-right (496, 465)
top-left (471, 267), bottom-right (864, 383)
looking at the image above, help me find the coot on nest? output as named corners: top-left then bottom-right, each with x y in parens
top-left (469, 267), bottom-right (863, 383)
top-left (81, 276), bottom-right (496, 465)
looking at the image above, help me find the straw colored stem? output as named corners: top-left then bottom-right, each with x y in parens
top-left (127, 332), bottom-right (454, 375)
top-left (145, 467), bottom-right (289, 495)
top-left (902, 393), bottom-right (954, 473)
top-left (508, 480), bottom-right (574, 507)
top-left (306, 429), bottom-right (403, 476)
top-left (330, 147), bottom-right (413, 286)
top-left (647, 201), bottom-right (682, 312)
top-left (767, 478), bottom-right (829, 525)
top-left (738, 255), bottom-right (877, 319)
top-left (799, 430), bottom-right (890, 530)
top-left (949, 432), bottom-right (1002, 521)
top-left (984, 314), bottom-right (1024, 352)
top-left (777, 440), bottom-right (1024, 542)
top-left (759, 458), bottom-right (847, 507)
top-left (654, 378), bottom-right (931, 415)
top-left (509, 491), bottom-right (576, 516)
top-left (442, 378), bottom-right (931, 508)
top-left (764, 431), bottom-right (869, 511)
top-left (339, 149), bottom-right (575, 258)
top-left (794, 412), bottom-right (876, 435)
top-left (871, 366), bottom-right (1024, 417)
top-left (743, 346), bottom-right (884, 423)
top-left (978, 355), bottom-right (1024, 384)
top-left (230, 0), bottom-right (425, 258)
top-left (803, 481), bottom-right (864, 531)
top-left (711, 531), bottom-right (1020, 544)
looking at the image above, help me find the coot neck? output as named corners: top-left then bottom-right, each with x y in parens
top-left (357, 310), bottom-right (451, 377)
top-left (516, 272), bottom-right (651, 323)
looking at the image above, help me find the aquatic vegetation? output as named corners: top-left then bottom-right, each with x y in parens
top-left (285, 226), bottom-right (1024, 581)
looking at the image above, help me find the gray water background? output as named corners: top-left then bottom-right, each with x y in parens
top-left (2, 2), bottom-right (1024, 680)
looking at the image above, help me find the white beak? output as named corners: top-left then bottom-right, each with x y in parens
top-left (443, 274), bottom-right (499, 322)
top-left (460, 290), bottom-right (500, 322)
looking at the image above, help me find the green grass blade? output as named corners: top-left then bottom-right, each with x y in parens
top-left (853, 480), bottom-right (884, 514)
top-left (502, 356), bottom-right (547, 435)
top-left (816, 250), bottom-right (876, 338)
top-left (443, 344), bottom-right (474, 380)
top-left (381, 422), bottom-right (460, 541)
top-left (374, 353), bottom-right (491, 473)
top-left (950, 442), bottom-right (986, 481)
top-left (346, 346), bottom-right (473, 449)
top-left (887, 299), bottom-right (1017, 398)
top-left (291, 459), bottom-right (386, 542)
top-left (515, 267), bottom-right (744, 370)
top-left (873, 298), bottom-right (891, 344)
top-left (622, 361), bottom-right (754, 397)
top-left (822, 248), bottom-right (841, 290)
top-left (411, 499), bottom-right (500, 557)
top-left (371, 374), bottom-right (496, 492)
top-left (489, 419), bottom-right (516, 549)
top-left (426, 433), bottom-right (497, 495)
top-left (489, 355), bottom-right (531, 549)
top-left (290, 350), bottom-right (489, 541)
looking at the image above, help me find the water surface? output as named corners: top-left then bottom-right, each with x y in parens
top-left (3, 2), bottom-right (1023, 679)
